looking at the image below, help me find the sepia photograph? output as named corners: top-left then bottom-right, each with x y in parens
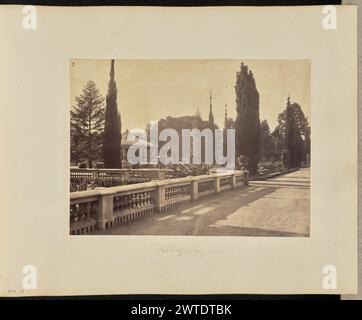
top-left (70, 59), bottom-right (311, 237)
top-left (0, 4), bottom-right (358, 298)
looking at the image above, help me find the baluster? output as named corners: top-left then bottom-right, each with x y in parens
top-left (85, 202), bottom-right (91, 219)
top-left (165, 188), bottom-right (169, 200)
top-left (127, 194), bottom-right (132, 210)
top-left (146, 192), bottom-right (150, 206)
top-left (139, 192), bottom-right (143, 207)
top-left (136, 193), bottom-right (141, 208)
top-left (147, 191), bottom-right (151, 205)
top-left (73, 204), bottom-right (79, 222)
top-left (122, 195), bottom-right (127, 211)
top-left (143, 192), bottom-right (147, 207)
top-left (123, 195), bottom-right (128, 210)
top-left (113, 196), bottom-right (118, 212)
top-left (117, 196), bottom-right (121, 211)
top-left (118, 196), bottom-right (122, 211)
top-left (132, 193), bottom-right (137, 208)
top-left (119, 196), bottom-right (123, 211)
top-left (91, 202), bottom-right (97, 219)
top-left (70, 205), bottom-right (75, 223)
top-left (118, 196), bottom-right (123, 211)
top-left (79, 203), bottom-right (85, 220)
top-left (138, 193), bottom-right (143, 207)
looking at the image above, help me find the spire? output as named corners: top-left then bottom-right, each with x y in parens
top-left (224, 103), bottom-right (228, 129)
top-left (209, 90), bottom-right (212, 111)
top-left (110, 59), bottom-right (115, 80)
top-left (195, 107), bottom-right (201, 118)
top-left (208, 90), bottom-right (214, 127)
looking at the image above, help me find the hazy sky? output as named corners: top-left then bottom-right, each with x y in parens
top-left (70, 59), bottom-right (310, 131)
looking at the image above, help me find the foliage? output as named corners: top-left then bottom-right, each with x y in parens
top-left (258, 160), bottom-right (282, 171)
top-left (173, 163), bottom-right (213, 177)
top-left (103, 59), bottom-right (122, 168)
top-left (70, 176), bottom-right (127, 192)
top-left (285, 99), bottom-right (305, 167)
top-left (237, 155), bottom-right (250, 170)
top-left (234, 63), bottom-right (261, 175)
top-left (273, 101), bottom-right (311, 166)
top-left (271, 126), bottom-right (284, 161)
top-left (260, 120), bottom-right (275, 161)
top-left (70, 80), bottom-right (105, 167)
top-left (304, 122), bottom-right (311, 164)
top-left (281, 149), bottom-right (291, 169)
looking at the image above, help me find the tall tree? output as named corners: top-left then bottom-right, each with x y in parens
top-left (70, 80), bottom-right (105, 167)
top-left (285, 98), bottom-right (304, 167)
top-left (234, 63), bottom-right (261, 175)
top-left (260, 120), bottom-right (275, 161)
top-left (304, 117), bottom-right (311, 165)
top-left (273, 101), bottom-right (310, 165)
top-left (271, 126), bottom-right (284, 161)
top-left (103, 59), bottom-right (122, 168)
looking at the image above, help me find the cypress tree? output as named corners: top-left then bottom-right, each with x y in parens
top-left (234, 63), bottom-right (261, 175)
top-left (260, 120), bottom-right (275, 161)
top-left (275, 99), bottom-right (309, 167)
top-left (103, 59), bottom-right (122, 168)
top-left (285, 98), bottom-right (304, 167)
top-left (304, 119), bottom-right (311, 164)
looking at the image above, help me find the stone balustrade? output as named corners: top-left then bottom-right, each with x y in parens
top-left (70, 168), bottom-right (175, 191)
top-left (69, 170), bottom-right (249, 235)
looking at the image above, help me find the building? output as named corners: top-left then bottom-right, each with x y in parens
top-left (121, 129), bottom-right (156, 167)
top-left (223, 103), bottom-right (234, 155)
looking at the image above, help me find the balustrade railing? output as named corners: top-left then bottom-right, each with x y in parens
top-left (70, 192), bottom-right (99, 235)
top-left (220, 176), bottom-right (232, 190)
top-left (70, 168), bottom-right (175, 192)
top-left (165, 185), bottom-right (190, 200)
top-left (198, 179), bottom-right (215, 196)
top-left (162, 183), bottom-right (191, 211)
top-left (112, 189), bottom-right (155, 227)
top-left (69, 170), bottom-right (249, 235)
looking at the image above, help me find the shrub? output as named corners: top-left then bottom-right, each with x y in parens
top-left (281, 149), bottom-right (291, 169)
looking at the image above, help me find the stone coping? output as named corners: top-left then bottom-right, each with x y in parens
top-left (70, 168), bottom-right (174, 172)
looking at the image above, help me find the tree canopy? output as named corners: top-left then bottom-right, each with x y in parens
top-left (234, 63), bottom-right (261, 175)
top-left (103, 59), bottom-right (122, 168)
top-left (70, 80), bottom-right (105, 167)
